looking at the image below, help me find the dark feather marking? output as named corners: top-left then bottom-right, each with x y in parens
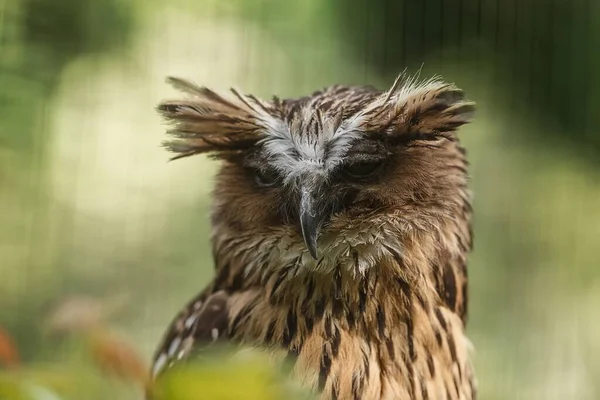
top-left (448, 333), bottom-right (458, 363)
top-left (407, 314), bottom-right (416, 361)
top-left (395, 276), bottom-right (416, 307)
top-left (157, 103), bottom-right (179, 114)
top-left (191, 291), bottom-right (229, 343)
top-left (448, 163), bottom-right (468, 175)
top-left (395, 276), bottom-right (410, 295)
top-left (351, 374), bottom-right (362, 400)
top-left (229, 271), bottom-right (245, 293)
top-left (314, 296), bottom-right (326, 320)
top-left (229, 300), bottom-right (255, 335)
top-left (334, 268), bottom-right (343, 291)
top-left (332, 297), bottom-right (344, 319)
top-left (421, 379), bottom-right (430, 400)
top-left (445, 387), bottom-right (452, 400)
top-left (462, 201), bottom-right (473, 214)
top-left (376, 305), bottom-right (386, 338)
top-left (442, 264), bottom-right (458, 312)
top-left (301, 277), bottom-right (316, 313)
top-left (315, 256), bottom-right (327, 270)
top-left (305, 315), bottom-right (315, 333)
top-left (468, 224), bottom-right (474, 250)
top-left (190, 84), bottom-right (237, 109)
top-left (304, 277), bottom-right (315, 303)
top-left (427, 353), bottom-right (436, 377)
top-left (213, 262), bottom-right (230, 289)
top-left (332, 269), bottom-right (344, 318)
top-left (271, 95), bottom-right (281, 108)
top-left (283, 309), bottom-right (297, 346)
top-left (361, 346), bottom-right (370, 372)
top-left (461, 279), bottom-right (469, 322)
top-left (324, 317), bottom-right (333, 338)
top-left (331, 325), bottom-right (341, 358)
top-left (407, 360), bottom-right (416, 398)
top-left (351, 249), bottom-right (360, 275)
top-left (358, 289), bottom-right (367, 314)
top-left (331, 377), bottom-right (339, 400)
top-left (455, 233), bottom-right (468, 252)
top-left (434, 329), bottom-right (443, 347)
top-left (269, 267), bottom-right (289, 303)
top-left (385, 338), bottom-right (395, 359)
top-left (319, 350), bottom-right (332, 391)
top-left (247, 94), bottom-right (272, 115)
top-left (264, 320), bottom-right (276, 344)
top-left (347, 310), bottom-right (356, 330)
top-left (229, 88), bottom-right (258, 114)
top-left (435, 308), bottom-right (448, 332)
top-left (453, 376), bottom-right (461, 398)
top-left (383, 243), bottom-right (403, 266)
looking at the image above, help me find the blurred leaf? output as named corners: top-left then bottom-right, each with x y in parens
top-left (0, 375), bottom-right (26, 400)
top-left (0, 374), bottom-right (64, 400)
top-left (21, 383), bottom-right (64, 400)
top-left (151, 360), bottom-right (285, 400)
top-left (87, 329), bottom-right (149, 388)
top-left (0, 327), bottom-right (20, 368)
top-left (2, 362), bottom-right (141, 400)
top-left (46, 298), bottom-right (105, 334)
top-left (17, 369), bottom-right (76, 397)
top-left (46, 294), bottom-right (129, 334)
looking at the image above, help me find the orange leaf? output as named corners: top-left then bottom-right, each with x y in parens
top-left (0, 327), bottom-right (20, 368)
top-left (87, 329), bottom-right (149, 388)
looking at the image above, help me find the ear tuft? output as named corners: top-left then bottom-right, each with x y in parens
top-left (399, 81), bottom-right (475, 136)
top-left (355, 74), bottom-right (475, 138)
top-left (157, 77), bottom-right (282, 160)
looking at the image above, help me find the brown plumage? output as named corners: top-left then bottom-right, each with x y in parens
top-left (151, 73), bottom-right (476, 400)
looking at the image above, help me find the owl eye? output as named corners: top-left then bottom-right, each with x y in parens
top-left (254, 168), bottom-right (279, 187)
top-left (342, 161), bottom-right (384, 180)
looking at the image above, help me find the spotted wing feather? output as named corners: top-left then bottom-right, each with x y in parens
top-left (151, 289), bottom-right (230, 378)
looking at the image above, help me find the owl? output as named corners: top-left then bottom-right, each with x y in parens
top-left (150, 73), bottom-right (476, 400)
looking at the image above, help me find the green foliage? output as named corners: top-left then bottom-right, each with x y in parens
top-left (0, 330), bottom-right (314, 400)
top-left (328, 0), bottom-right (600, 156)
top-left (153, 353), bottom-right (314, 400)
top-left (21, 0), bottom-right (133, 61)
top-left (0, 0), bottom-right (135, 153)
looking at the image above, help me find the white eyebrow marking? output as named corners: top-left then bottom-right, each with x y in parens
top-left (260, 109), bottom-right (363, 183)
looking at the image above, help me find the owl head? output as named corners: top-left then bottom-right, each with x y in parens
top-left (158, 74), bottom-right (475, 272)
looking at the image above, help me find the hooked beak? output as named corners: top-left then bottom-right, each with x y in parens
top-left (299, 188), bottom-right (326, 260)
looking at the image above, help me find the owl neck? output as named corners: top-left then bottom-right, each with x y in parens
top-left (213, 218), bottom-right (470, 333)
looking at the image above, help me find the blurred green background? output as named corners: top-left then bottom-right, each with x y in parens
top-left (1, 0), bottom-right (599, 399)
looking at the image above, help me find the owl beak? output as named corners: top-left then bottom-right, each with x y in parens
top-left (299, 188), bottom-right (323, 260)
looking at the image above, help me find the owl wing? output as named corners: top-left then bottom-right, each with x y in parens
top-left (150, 286), bottom-right (231, 379)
